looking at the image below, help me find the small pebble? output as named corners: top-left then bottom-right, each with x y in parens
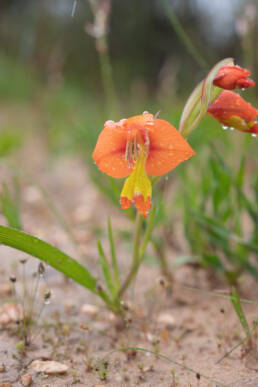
top-left (80, 304), bottom-right (99, 317)
top-left (156, 312), bottom-right (176, 328)
top-left (0, 365), bottom-right (5, 372)
top-left (0, 284), bottom-right (12, 296)
top-left (0, 383), bottom-right (12, 387)
top-left (21, 373), bottom-right (32, 386)
top-left (29, 360), bottom-right (68, 375)
top-left (0, 304), bottom-right (23, 326)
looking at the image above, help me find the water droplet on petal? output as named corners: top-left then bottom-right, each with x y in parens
top-left (104, 120), bottom-right (116, 128)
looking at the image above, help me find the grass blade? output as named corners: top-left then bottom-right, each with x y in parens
top-left (0, 183), bottom-right (22, 230)
top-left (102, 346), bottom-right (229, 387)
top-left (161, 0), bottom-right (208, 70)
top-left (230, 287), bottom-right (250, 338)
top-left (97, 240), bottom-right (116, 297)
top-left (108, 218), bottom-right (120, 291)
top-left (139, 204), bottom-right (156, 260)
top-left (0, 225), bottom-right (97, 293)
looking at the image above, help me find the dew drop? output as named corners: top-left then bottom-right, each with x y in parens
top-left (222, 125), bottom-right (228, 130)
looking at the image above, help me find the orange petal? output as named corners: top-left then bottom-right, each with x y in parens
top-left (120, 197), bottom-right (132, 209)
top-left (92, 121), bottom-right (132, 178)
top-left (134, 195), bottom-right (151, 217)
top-left (207, 90), bottom-right (258, 133)
top-left (213, 65), bottom-right (255, 90)
top-left (146, 119), bottom-right (195, 176)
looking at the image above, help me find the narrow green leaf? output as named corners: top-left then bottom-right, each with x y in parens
top-left (202, 254), bottom-right (224, 271)
top-left (102, 347), bottom-right (229, 387)
top-left (0, 184), bottom-right (22, 230)
top-left (161, 0), bottom-right (208, 70)
top-left (107, 218), bottom-right (120, 291)
top-left (97, 240), bottom-right (116, 297)
top-left (211, 145), bottom-right (258, 224)
top-left (139, 204), bottom-right (156, 260)
top-left (192, 212), bottom-right (258, 253)
top-left (236, 156), bottom-right (245, 188)
top-left (172, 255), bottom-right (200, 268)
top-left (230, 287), bottom-right (250, 338)
top-left (0, 225), bottom-right (97, 293)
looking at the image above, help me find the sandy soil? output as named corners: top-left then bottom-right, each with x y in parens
top-left (0, 129), bottom-right (258, 387)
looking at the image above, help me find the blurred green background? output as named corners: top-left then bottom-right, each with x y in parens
top-left (0, 0), bottom-right (257, 281)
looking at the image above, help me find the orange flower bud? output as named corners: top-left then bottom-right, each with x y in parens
top-left (213, 65), bottom-right (255, 90)
top-left (207, 90), bottom-right (258, 134)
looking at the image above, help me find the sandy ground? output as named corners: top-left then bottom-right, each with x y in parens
top-left (0, 124), bottom-right (258, 387)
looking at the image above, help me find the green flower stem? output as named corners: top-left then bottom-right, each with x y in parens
top-left (139, 204), bottom-right (156, 260)
top-left (161, 0), bottom-right (208, 70)
top-left (118, 212), bottom-right (144, 299)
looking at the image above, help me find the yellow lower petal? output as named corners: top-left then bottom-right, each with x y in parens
top-left (225, 115), bottom-right (253, 132)
top-left (120, 151), bottom-right (152, 216)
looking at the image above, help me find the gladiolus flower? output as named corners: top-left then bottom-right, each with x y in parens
top-left (93, 112), bottom-right (195, 216)
top-left (207, 90), bottom-right (258, 134)
top-left (213, 65), bottom-right (255, 90)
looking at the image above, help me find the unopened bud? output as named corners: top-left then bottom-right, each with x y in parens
top-left (38, 262), bottom-right (45, 276)
top-left (44, 289), bottom-right (51, 300)
top-left (9, 275), bottom-right (16, 283)
top-left (95, 283), bottom-right (103, 292)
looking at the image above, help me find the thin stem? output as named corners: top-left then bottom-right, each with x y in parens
top-left (139, 204), bottom-right (156, 260)
top-left (108, 218), bottom-right (120, 291)
top-left (102, 347), bottom-right (229, 387)
top-left (161, 0), bottom-right (209, 70)
top-left (21, 263), bottom-right (28, 341)
top-left (28, 274), bottom-right (40, 323)
top-left (118, 212), bottom-right (144, 299)
top-left (98, 37), bottom-right (117, 112)
top-left (88, 0), bottom-right (117, 114)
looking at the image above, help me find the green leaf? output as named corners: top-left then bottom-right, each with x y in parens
top-left (230, 287), bottom-right (250, 338)
top-left (102, 347), bottom-right (229, 387)
top-left (107, 218), bottom-right (120, 291)
top-left (172, 255), bottom-right (200, 268)
top-left (179, 58), bottom-right (234, 138)
top-left (0, 225), bottom-right (97, 293)
top-left (202, 254), bottom-right (224, 271)
top-left (97, 240), bottom-right (116, 297)
top-left (0, 184), bottom-right (22, 230)
top-left (236, 156), bottom-right (245, 188)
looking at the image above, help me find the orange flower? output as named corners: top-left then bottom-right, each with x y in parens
top-left (207, 90), bottom-right (258, 134)
top-left (93, 112), bottom-right (195, 216)
top-left (213, 65), bottom-right (255, 90)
